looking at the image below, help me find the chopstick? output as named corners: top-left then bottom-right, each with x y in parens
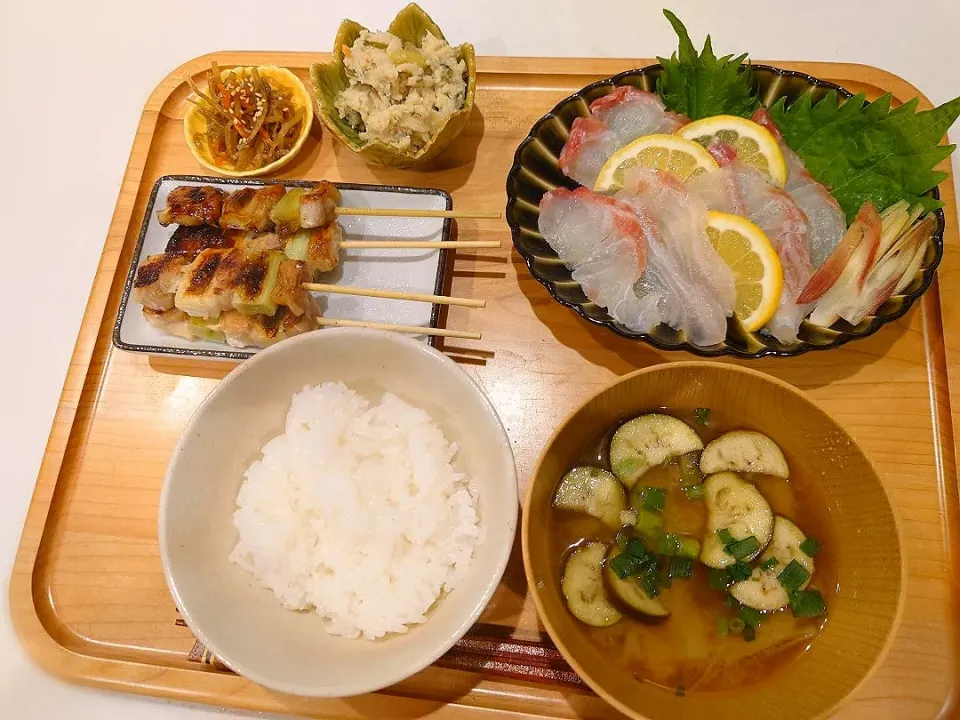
top-left (302, 283), bottom-right (485, 309)
top-left (340, 240), bottom-right (500, 249)
top-left (316, 317), bottom-right (482, 340)
top-left (336, 208), bottom-right (501, 220)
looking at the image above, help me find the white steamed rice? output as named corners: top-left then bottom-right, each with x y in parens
top-left (230, 381), bottom-right (482, 640)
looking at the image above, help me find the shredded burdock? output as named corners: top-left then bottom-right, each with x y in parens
top-left (187, 62), bottom-right (305, 172)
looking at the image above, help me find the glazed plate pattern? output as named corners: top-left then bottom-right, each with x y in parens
top-left (505, 64), bottom-right (945, 358)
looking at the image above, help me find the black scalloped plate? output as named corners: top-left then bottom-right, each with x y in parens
top-left (505, 64), bottom-right (945, 358)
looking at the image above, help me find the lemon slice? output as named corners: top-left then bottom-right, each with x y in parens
top-left (677, 115), bottom-right (788, 187)
top-left (594, 134), bottom-right (719, 192)
top-left (706, 211), bottom-right (783, 332)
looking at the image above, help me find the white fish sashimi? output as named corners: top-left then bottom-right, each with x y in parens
top-left (621, 167), bottom-right (736, 312)
top-left (538, 187), bottom-right (653, 329)
top-left (558, 117), bottom-right (620, 188)
top-left (752, 108), bottom-right (846, 268)
top-left (688, 163), bottom-right (813, 343)
top-left (559, 87), bottom-right (688, 188)
top-left (617, 168), bottom-right (735, 346)
top-left (589, 86), bottom-right (688, 146)
top-left (781, 149), bottom-right (847, 269)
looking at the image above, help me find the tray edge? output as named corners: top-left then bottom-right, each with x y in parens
top-left (10, 52), bottom-right (960, 720)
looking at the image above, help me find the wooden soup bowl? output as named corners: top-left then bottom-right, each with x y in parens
top-left (522, 361), bottom-right (903, 720)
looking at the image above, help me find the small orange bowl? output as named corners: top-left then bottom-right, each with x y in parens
top-left (182, 65), bottom-right (313, 178)
top-left (522, 361), bottom-right (904, 720)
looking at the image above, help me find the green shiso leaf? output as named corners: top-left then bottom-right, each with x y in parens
top-left (656, 10), bottom-right (759, 120)
top-left (770, 91), bottom-right (960, 222)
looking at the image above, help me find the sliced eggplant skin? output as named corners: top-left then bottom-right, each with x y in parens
top-left (609, 414), bottom-right (704, 488)
top-left (699, 430), bottom-right (790, 479)
top-left (561, 542), bottom-right (623, 627)
top-left (604, 545), bottom-right (670, 618)
top-left (730, 516), bottom-right (815, 610)
top-left (699, 472), bottom-right (774, 569)
top-left (553, 467), bottom-right (627, 529)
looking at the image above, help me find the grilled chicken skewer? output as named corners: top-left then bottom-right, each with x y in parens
top-left (134, 244), bottom-right (315, 320)
top-left (138, 182), bottom-right (486, 349)
top-left (143, 306), bottom-right (316, 348)
top-left (156, 181), bottom-right (500, 242)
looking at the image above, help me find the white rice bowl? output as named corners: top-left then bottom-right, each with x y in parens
top-left (230, 381), bottom-right (483, 640)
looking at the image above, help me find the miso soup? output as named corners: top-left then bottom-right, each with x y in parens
top-left (548, 407), bottom-right (835, 694)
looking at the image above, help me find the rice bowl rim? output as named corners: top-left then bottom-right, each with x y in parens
top-left (158, 327), bottom-right (519, 696)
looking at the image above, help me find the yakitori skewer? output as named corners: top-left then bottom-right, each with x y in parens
top-left (135, 181), bottom-right (491, 349)
top-left (157, 182), bottom-right (499, 233)
top-left (315, 316), bottom-right (482, 340)
top-left (335, 208), bottom-right (501, 220)
top-left (340, 240), bottom-right (500, 250)
top-left (302, 283), bottom-right (485, 308)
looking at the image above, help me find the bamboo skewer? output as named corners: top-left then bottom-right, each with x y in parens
top-left (302, 283), bottom-right (485, 308)
top-left (335, 208), bottom-right (501, 220)
top-left (316, 317), bottom-right (481, 340)
top-left (340, 240), bottom-right (500, 250)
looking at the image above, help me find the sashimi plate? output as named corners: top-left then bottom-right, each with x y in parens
top-left (114, 176), bottom-right (452, 361)
top-left (506, 64), bottom-right (945, 358)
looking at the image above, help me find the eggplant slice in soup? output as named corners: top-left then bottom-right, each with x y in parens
top-left (604, 545), bottom-right (670, 618)
top-left (609, 414), bottom-right (703, 488)
top-left (731, 516), bottom-right (815, 610)
top-left (700, 430), bottom-right (790, 478)
top-left (562, 542), bottom-right (623, 627)
top-left (553, 467), bottom-right (627, 529)
top-left (700, 473), bottom-right (774, 568)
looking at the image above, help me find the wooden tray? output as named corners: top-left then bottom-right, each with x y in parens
top-left (10, 54), bottom-right (960, 720)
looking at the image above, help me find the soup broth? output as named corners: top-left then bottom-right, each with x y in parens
top-left (547, 407), bottom-right (837, 694)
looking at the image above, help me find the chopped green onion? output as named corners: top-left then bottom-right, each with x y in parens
top-left (742, 625), bottom-right (757, 642)
top-left (678, 452), bottom-right (703, 487)
top-left (641, 486), bottom-right (666, 512)
top-left (655, 534), bottom-right (701, 558)
top-left (657, 568), bottom-right (673, 589)
top-left (738, 606), bottom-right (763, 629)
top-left (615, 532), bottom-right (629, 548)
top-left (609, 552), bottom-right (639, 579)
top-left (669, 556), bottom-right (693, 579)
top-left (715, 616), bottom-right (729, 637)
top-left (725, 594), bottom-right (740, 610)
top-left (638, 554), bottom-right (660, 575)
top-left (759, 557), bottom-right (779, 572)
top-left (716, 528), bottom-right (734, 545)
top-left (640, 574), bottom-right (660, 599)
top-left (625, 537), bottom-right (648, 559)
top-left (725, 536), bottom-right (760, 560)
top-left (656, 533), bottom-right (682, 556)
top-left (677, 536), bottom-right (700, 559)
top-left (728, 617), bottom-right (745, 633)
top-left (634, 508), bottom-right (663, 538)
top-left (683, 484), bottom-right (705, 501)
top-left (790, 589), bottom-right (828, 618)
top-left (707, 568), bottom-right (731, 590)
top-left (777, 560), bottom-right (811, 594)
top-left (695, 407), bottom-right (710, 425)
top-left (799, 536), bottom-right (821, 557)
top-left (675, 685), bottom-right (686, 698)
top-left (729, 561), bottom-right (752, 582)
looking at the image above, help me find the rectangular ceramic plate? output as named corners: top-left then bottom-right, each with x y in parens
top-left (113, 175), bottom-right (452, 360)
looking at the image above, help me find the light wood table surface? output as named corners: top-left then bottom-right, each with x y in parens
top-left (1, 1), bottom-right (958, 719)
